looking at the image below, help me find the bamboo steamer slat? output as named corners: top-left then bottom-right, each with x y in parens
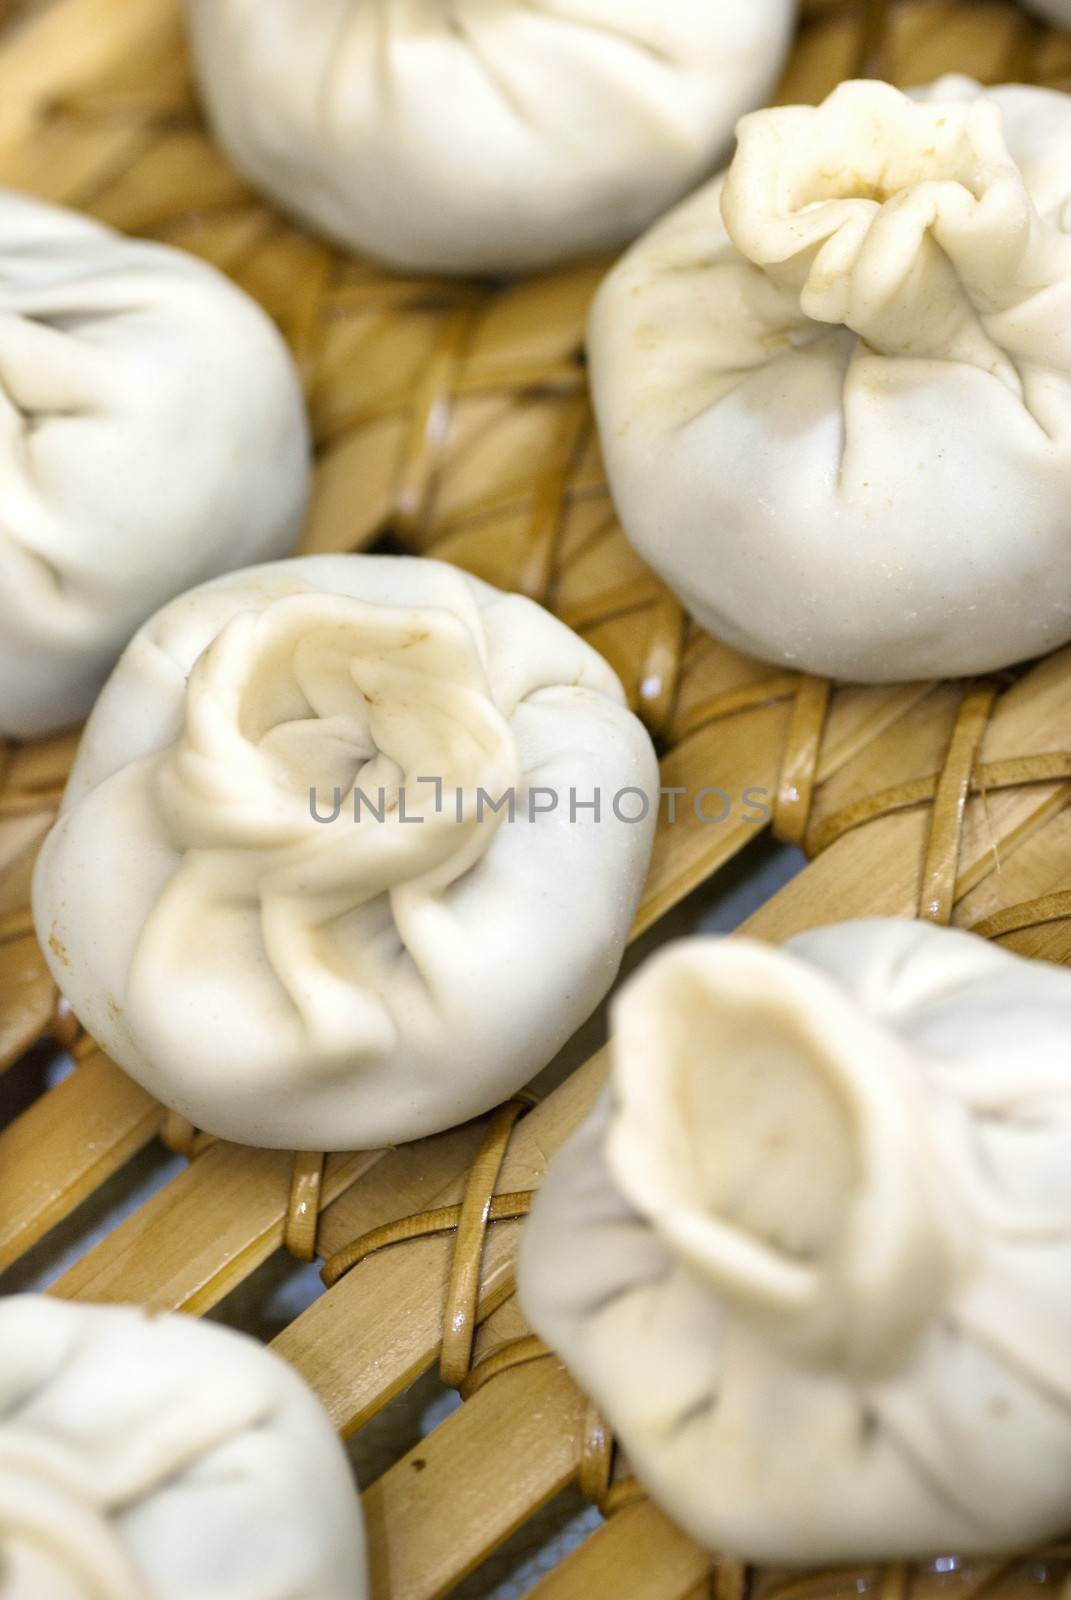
top-left (2, 3), bottom-right (1071, 1600)
top-left (525, 1501), bottom-right (714, 1600)
top-left (50, 1146), bottom-right (382, 1314)
top-left (0, 1050), bottom-right (162, 1275)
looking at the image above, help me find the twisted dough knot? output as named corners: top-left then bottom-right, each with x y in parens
top-left (606, 939), bottom-right (973, 1378)
top-left (722, 79), bottom-right (1071, 381)
top-left (142, 593), bottom-right (520, 1063)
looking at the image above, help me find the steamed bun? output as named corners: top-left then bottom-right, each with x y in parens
top-left (185, 0), bottom-right (797, 275)
top-left (590, 77), bottom-right (1071, 682)
top-left (0, 1296), bottom-right (365, 1598)
top-left (520, 921), bottom-right (1071, 1563)
top-left (33, 554), bottom-right (658, 1150)
top-left (0, 189), bottom-right (309, 739)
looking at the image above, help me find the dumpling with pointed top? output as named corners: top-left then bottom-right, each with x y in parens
top-left (590, 77), bottom-right (1071, 682)
top-left (520, 919), bottom-right (1071, 1562)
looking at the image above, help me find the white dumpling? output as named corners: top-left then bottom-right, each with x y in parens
top-left (519, 920), bottom-right (1071, 1564)
top-left (0, 189), bottom-right (310, 740)
top-left (184, 0), bottom-right (798, 277)
top-left (0, 1296), bottom-right (365, 1598)
top-left (590, 77), bottom-right (1071, 683)
top-left (33, 554), bottom-right (657, 1149)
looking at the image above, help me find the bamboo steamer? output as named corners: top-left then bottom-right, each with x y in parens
top-left (2, 2), bottom-right (1071, 1597)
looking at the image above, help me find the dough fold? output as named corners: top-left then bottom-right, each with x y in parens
top-left (520, 920), bottom-right (1071, 1562)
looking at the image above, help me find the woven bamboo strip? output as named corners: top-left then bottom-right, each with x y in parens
top-left (750, 654), bottom-right (1071, 942)
top-left (0, 1050), bottom-right (161, 1274)
top-left (0, 731), bottom-right (78, 1068)
top-left (273, 1062), bottom-right (601, 1433)
top-left (958, 809), bottom-right (1071, 961)
top-left (363, 1303), bottom-right (627, 1600)
top-left (49, 1123), bottom-right (486, 1314)
top-left (0, 933), bottom-right (53, 1072)
top-left (51, 1146), bottom-right (380, 1313)
top-left (635, 680), bottom-right (932, 939)
top-left (362, 1299), bottom-right (581, 1600)
top-left (285, 1149), bottom-right (332, 1263)
top-left (0, 733), bottom-right (75, 811)
top-left (526, 1501), bottom-right (712, 1600)
top-left (0, 0), bottom-right (177, 154)
top-left (530, 1514), bottom-right (1066, 1600)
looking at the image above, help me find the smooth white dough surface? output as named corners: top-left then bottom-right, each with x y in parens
top-left (590, 77), bottom-right (1071, 682)
top-left (33, 555), bottom-right (658, 1150)
top-left (0, 189), bottom-right (310, 740)
top-left (519, 920), bottom-right (1071, 1563)
top-left (0, 1296), bottom-right (366, 1598)
top-left (184, 0), bottom-right (797, 276)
